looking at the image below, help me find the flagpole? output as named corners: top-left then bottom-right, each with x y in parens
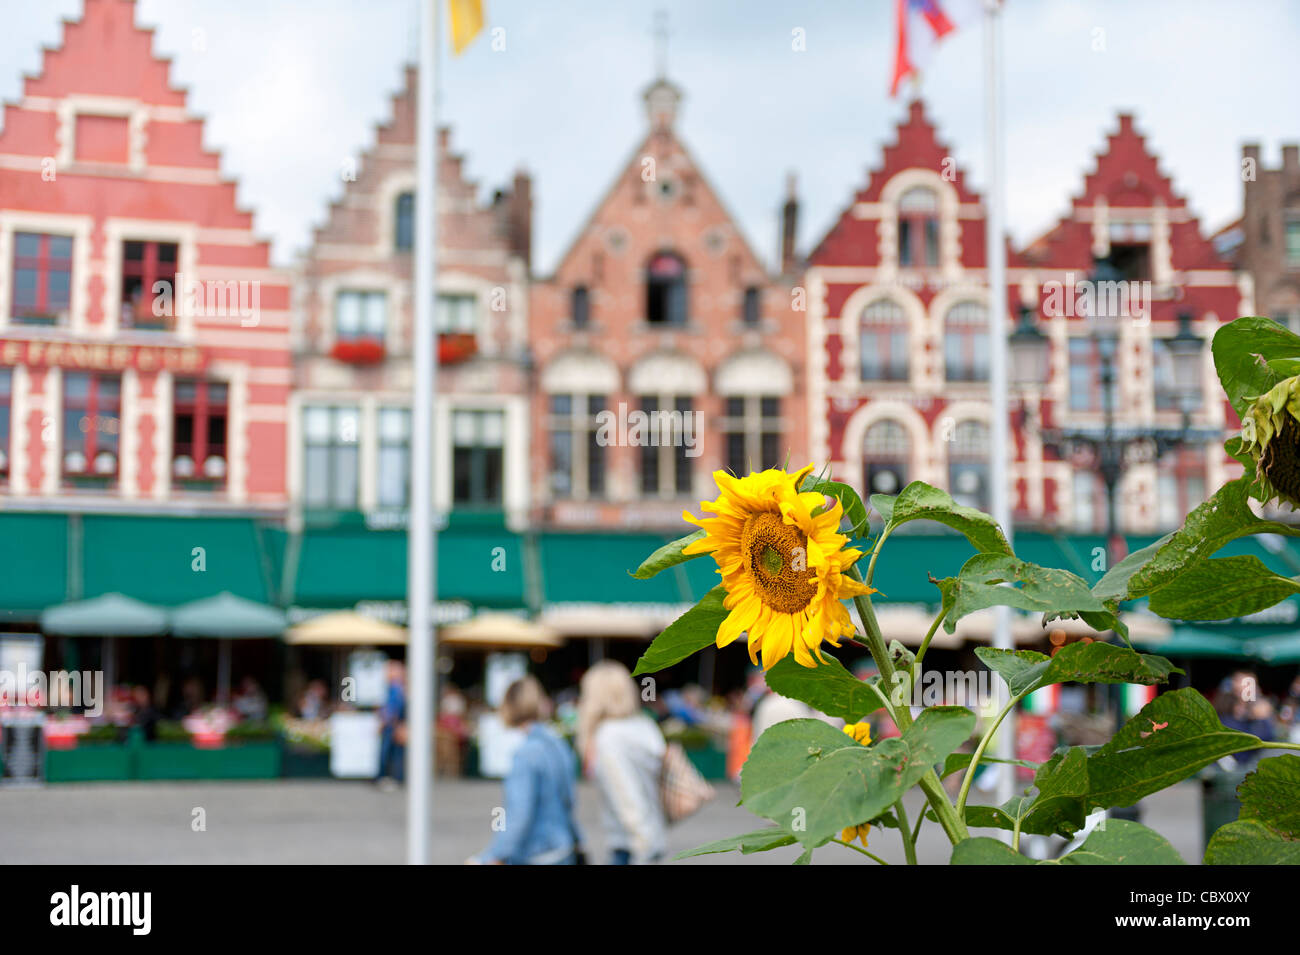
top-left (407, 0), bottom-right (440, 865)
top-left (983, 0), bottom-right (1015, 819)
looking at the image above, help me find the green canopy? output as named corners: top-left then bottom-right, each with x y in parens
top-left (1134, 627), bottom-right (1257, 659)
top-left (1247, 633), bottom-right (1300, 666)
top-left (40, 592), bottom-right (168, 636)
top-left (170, 591), bottom-right (285, 639)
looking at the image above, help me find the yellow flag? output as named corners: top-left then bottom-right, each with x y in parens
top-left (448, 0), bottom-right (485, 55)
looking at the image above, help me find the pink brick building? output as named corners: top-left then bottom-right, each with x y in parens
top-left (0, 0), bottom-right (291, 512)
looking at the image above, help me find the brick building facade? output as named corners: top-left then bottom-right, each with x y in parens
top-left (0, 0), bottom-right (291, 512)
top-left (529, 77), bottom-right (806, 530)
top-left (805, 101), bottom-right (1244, 535)
top-left (1232, 142), bottom-right (1300, 333)
top-left (293, 66), bottom-right (532, 529)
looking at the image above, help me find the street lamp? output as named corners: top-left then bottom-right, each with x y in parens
top-left (1166, 311), bottom-right (1204, 424)
top-left (1009, 303), bottom-right (1050, 389)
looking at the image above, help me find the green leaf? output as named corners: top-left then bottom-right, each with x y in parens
top-left (1129, 479), bottom-right (1300, 600)
top-left (1148, 554), bottom-right (1300, 621)
top-left (739, 710), bottom-right (973, 849)
top-left (1236, 755), bottom-right (1300, 839)
top-left (793, 848), bottom-right (814, 864)
top-left (1212, 316), bottom-right (1300, 418)
top-left (975, 643), bottom-right (1178, 699)
top-left (764, 654), bottom-right (885, 723)
top-left (1057, 819), bottom-right (1185, 865)
top-left (898, 706), bottom-right (977, 780)
top-left (800, 474), bottom-right (870, 534)
top-left (1204, 820), bottom-right (1300, 865)
top-left (673, 826), bottom-right (799, 859)
top-left (875, 482), bottom-right (1013, 555)
top-left (1085, 689), bottom-right (1262, 809)
top-left (1092, 534), bottom-right (1174, 605)
top-left (740, 719), bottom-right (908, 847)
top-left (631, 585), bottom-right (726, 676)
top-left (951, 819), bottom-right (1184, 864)
top-left (631, 529), bottom-right (706, 579)
top-left (965, 747), bottom-right (1091, 838)
top-left (950, 837), bottom-right (1035, 865)
top-left (948, 555), bottom-right (1113, 636)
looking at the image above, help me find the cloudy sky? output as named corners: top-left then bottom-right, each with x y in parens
top-left (3, 0), bottom-right (1297, 271)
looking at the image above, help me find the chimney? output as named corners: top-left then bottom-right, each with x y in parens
top-left (1283, 144), bottom-right (1300, 183)
top-left (507, 169), bottom-right (532, 271)
top-left (780, 172), bottom-right (799, 277)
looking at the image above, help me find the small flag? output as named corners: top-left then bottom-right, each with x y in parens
top-left (449, 0), bottom-right (485, 56)
top-left (890, 0), bottom-right (980, 97)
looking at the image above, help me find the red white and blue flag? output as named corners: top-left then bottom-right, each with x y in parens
top-left (891, 0), bottom-right (983, 96)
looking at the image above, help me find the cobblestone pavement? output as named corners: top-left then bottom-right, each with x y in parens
top-left (0, 776), bottom-right (1206, 865)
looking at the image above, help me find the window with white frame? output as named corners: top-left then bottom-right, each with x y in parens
top-left (12, 232), bottom-right (73, 326)
top-left (944, 302), bottom-right (990, 382)
top-left (898, 187), bottom-right (939, 268)
top-left (303, 405), bottom-right (360, 509)
top-left (547, 394), bottom-right (606, 499)
top-left (638, 395), bottom-right (692, 497)
top-left (863, 419), bottom-right (910, 496)
top-left (948, 420), bottom-right (990, 510)
top-left (860, 299), bottom-right (909, 381)
top-left (452, 409), bottom-right (504, 507)
top-left (377, 407), bottom-right (411, 508)
top-left (722, 395), bottom-right (781, 476)
top-left (437, 293), bottom-right (477, 334)
top-left (335, 290), bottom-right (387, 344)
top-left (1157, 448), bottom-right (1206, 530)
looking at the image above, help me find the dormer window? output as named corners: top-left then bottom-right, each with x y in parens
top-left (898, 187), bottom-right (939, 267)
top-left (394, 192), bottom-right (415, 252)
top-left (646, 251), bottom-right (687, 326)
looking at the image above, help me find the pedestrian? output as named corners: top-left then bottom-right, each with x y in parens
top-left (378, 659), bottom-right (407, 788)
top-left (576, 660), bottom-right (667, 865)
top-left (469, 676), bottom-right (581, 865)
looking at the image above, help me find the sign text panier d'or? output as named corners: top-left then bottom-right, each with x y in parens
top-left (0, 338), bottom-right (206, 373)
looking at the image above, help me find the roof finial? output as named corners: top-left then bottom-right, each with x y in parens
top-left (653, 8), bottom-right (670, 80)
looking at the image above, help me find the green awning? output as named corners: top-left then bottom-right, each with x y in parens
top-left (1134, 627), bottom-right (1256, 659)
top-left (287, 525), bottom-right (527, 609)
top-left (171, 591), bottom-right (285, 639)
top-left (1247, 633), bottom-right (1300, 665)
top-left (41, 592), bottom-right (167, 637)
top-left (538, 532), bottom-right (690, 605)
top-left (81, 515), bottom-right (275, 604)
top-left (0, 513), bottom-right (68, 621)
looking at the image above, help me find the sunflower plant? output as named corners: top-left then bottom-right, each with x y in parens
top-left (632, 316), bottom-right (1300, 865)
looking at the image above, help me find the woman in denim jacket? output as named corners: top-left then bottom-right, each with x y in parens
top-left (471, 676), bottom-right (581, 865)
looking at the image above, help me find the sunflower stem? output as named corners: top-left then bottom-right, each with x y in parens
top-left (846, 565), bottom-right (968, 845)
top-left (833, 838), bottom-right (890, 865)
top-left (894, 799), bottom-right (918, 865)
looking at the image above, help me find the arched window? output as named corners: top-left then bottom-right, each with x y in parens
top-left (948, 420), bottom-right (990, 510)
top-left (863, 420), bottom-right (910, 495)
top-left (571, 286), bottom-right (590, 329)
top-left (394, 192), bottom-right (414, 252)
top-left (860, 300), bottom-right (909, 381)
top-left (646, 251), bottom-right (688, 326)
top-left (898, 187), bottom-right (939, 267)
top-left (944, 302), bottom-right (989, 382)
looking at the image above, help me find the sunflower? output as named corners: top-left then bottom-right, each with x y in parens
top-left (1241, 375), bottom-right (1300, 506)
top-left (840, 721), bottom-right (873, 846)
top-left (682, 463), bottom-right (875, 670)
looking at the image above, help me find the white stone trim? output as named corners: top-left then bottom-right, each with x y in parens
top-left (101, 218), bottom-right (200, 339)
top-left (840, 399), bottom-right (933, 492)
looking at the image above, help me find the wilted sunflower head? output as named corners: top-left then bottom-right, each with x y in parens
top-left (1240, 375), bottom-right (1300, 506)
top-left (682, 464), bottom-right (875, 670)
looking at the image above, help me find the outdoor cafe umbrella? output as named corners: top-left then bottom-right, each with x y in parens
top-left (170, 592), bottom-right (286, 704)
top-left (41, 592), bottom-right (168, 696)
top-left (439, 613), bottom-right (563, 651)
top-left (284, 611), bottom-right (408, 647)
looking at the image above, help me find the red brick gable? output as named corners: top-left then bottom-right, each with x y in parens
top-left (1024, 113), bottom-right (1226, 272)
top-left (21, 0), bottom-right (186, 109)
top-left (809, 98), bottom-right (984, 268)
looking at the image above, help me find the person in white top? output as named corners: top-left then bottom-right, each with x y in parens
top-left (577, 660), bottom-right (668, 865)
